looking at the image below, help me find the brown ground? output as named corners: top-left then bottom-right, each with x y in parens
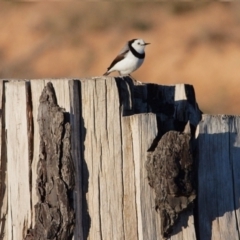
top-left (0, 2), bottom-right (240, 114)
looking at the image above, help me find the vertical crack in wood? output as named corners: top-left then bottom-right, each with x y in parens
top-left (193, 126), bottom-right (200, 240)
top-left (132, 139), bottom-right (139, 240)
top-left (25, 82), bottom-right (34, 229)
top-left (69, 80), bottom-right (89, 239)
top-left (25, 82), bottom-right (75, 240)
top-left (97, 175), bottom-right (103, 240)
top-left (229, 117), bottom-right (240, 239)
top-left (146, 126), bottom-right (196, 239)
top-left (118, 82), bottom-right (125, 240)
top-left (0, 80), bottom-right (7, 240)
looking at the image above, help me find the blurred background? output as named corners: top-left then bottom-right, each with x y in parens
top-left (0, 2), bottom-right (240, 114)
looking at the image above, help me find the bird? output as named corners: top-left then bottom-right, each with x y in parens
top-left (103, 38), bottom-right (150, 76)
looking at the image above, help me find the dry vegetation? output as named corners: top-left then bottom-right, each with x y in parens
top-left (0, 2), bottom-right (240, 114)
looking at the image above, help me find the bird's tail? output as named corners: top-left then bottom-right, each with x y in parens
top-left (103, 71), bottom-right (109, 76)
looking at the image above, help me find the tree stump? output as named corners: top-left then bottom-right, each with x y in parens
top-left (0, 77), bottom-right (239, 240)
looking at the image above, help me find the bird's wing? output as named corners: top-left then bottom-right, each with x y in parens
top-left (107, 49), bottom-right (129, 71)
top-left (118, 42), bottom-right (129, 55)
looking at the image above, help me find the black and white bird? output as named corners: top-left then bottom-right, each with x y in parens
top-left (103, 38), bottom-right (150, 76)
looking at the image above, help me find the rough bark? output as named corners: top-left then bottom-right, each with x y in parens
top-left (146, 124), bottom-right (196, 239)
top-left (25, 82), bottom-right (75, 240)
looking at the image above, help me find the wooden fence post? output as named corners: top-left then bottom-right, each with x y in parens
top-left (197, 114), bottom-right (240, 240)
top-left (0, 77), bottom-right (239, 240)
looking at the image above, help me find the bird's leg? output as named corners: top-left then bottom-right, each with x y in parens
top-left (128, 74), bottom-right (142, 84)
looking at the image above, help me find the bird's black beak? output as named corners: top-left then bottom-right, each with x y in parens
top-left (144, 43), bottom-right (150, 45)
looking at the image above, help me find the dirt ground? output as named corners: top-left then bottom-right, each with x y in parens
top-left (0, 2), bottom-right (240, 114)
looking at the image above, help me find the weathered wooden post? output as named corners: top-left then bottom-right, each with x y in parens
top-left (0, 77), bottom-right (239, 240)
top-left (197, 114), bottom-right (240, 240)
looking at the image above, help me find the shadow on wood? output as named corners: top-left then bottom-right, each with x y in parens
top-left (197, 115), bottom-right (240, 240)
top-left (69, 80), bottom-right (91, 239)
top-left (1, 77), bottom-right (239, 240)
top-left (115, 77), bottom-right (201, 151)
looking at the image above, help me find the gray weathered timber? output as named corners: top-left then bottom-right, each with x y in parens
top-left (1, 77), bottom-right (240, 240)
top-left (79, 77), bottom-right (201, 240)
top-left (197, 114), bottom-right (240, 240)
top-left (5, 81), bottom-right (32, 240)
top-left (80, 78), bottom-right (125, 240)
top-left (0, 77), bottom-right (201, 240)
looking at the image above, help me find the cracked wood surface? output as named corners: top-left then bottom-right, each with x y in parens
top-left (0, 80), bottom-right (7, 240)
top-left (5, 81), bottom-right (32, 240)
top-left (0, 77), bottom-right (239, 240)
top-left (0, 78), bottom-right (200, 240)
top-left (198, 114), bottom-right (240, 240)
top-left (79, 77), bottom-right (201, 240)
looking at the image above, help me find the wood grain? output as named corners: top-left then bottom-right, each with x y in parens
top-left (5, 80), bottom-right (31, 239)
top-left (5, 78), bottom-right (238, 240)
top-left (198, 115), bottom-right (240, 240)
top-left (79, 77), bottom-right (201, 240)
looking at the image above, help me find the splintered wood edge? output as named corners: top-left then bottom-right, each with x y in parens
top-left (0, 80), bottom-right (7, 240)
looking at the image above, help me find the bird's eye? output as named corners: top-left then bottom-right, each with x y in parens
top-left (138, 42), bottom-right (140, 45)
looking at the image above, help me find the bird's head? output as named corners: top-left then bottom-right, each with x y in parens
top-left (130, 38), bottom-right (150, 54)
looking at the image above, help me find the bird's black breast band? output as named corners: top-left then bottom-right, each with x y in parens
top-left (128, 41), bottom-right (145, 59)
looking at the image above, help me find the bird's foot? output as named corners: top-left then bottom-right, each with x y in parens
top-left (128, 75), bottom-right (142, 84)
